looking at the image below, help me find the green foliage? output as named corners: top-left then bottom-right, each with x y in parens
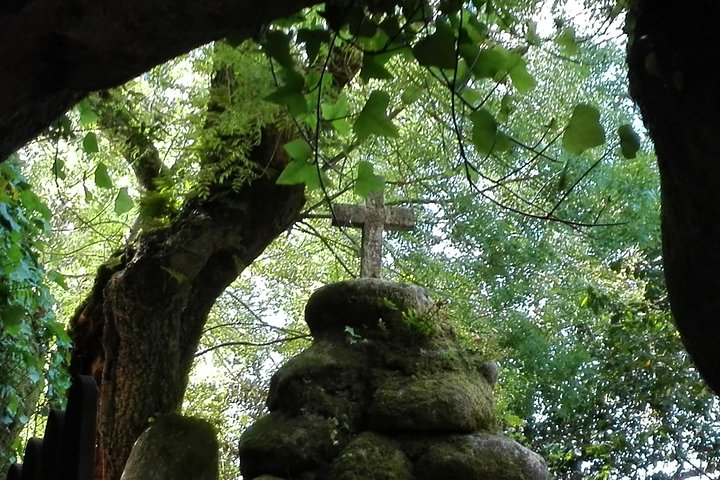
top-left (12, 1), bottom-right (712, 479)
top-left (412, 22), bottom-right (458, 69)
top-left (353, 90), bottom-right (399, 141)
top-left (562, 103), bottom-right (606, 155)
top-left (618, 124), bottom-right (641, 159)
top-left (400, 308), bottom-right (438, 338)
top-left (354, 161), bottom-right (384, 198)
top-left (0, 157), bottom-right (70, 468)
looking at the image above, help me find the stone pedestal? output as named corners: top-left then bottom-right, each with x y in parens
top-left (121, 414), bottom-right (218, 480)
top-left (238, 279), bottom-right (548, 480)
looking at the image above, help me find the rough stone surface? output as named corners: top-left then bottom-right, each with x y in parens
top-left (304, 279), bottom-right (433, 340)
top-left (121, 414), bottom-right (218, 480)
top-left (238, 412), bottom-right (346, 479)
top-left (415, 434), bottom-right (549, 480)
top-left (238, 280), bottom-right (549, 480)
top-left (330, 432), bottom-right (413, 480)
top-left (368, 372), bottom-right (495, 433)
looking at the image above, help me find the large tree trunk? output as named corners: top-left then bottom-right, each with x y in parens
top-left (627, 0), bottom-right (720, 395)
top-left (70, 125), bottom-right (305, 479)
top-left (0, 0), bottom-right (323, 162)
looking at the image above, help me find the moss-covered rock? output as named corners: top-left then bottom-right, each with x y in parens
top-left (414, 434), bottom-right (549, 480)
top-left (368, 372), bottom-right (494, 433)
top-left (121, 414), bottom-right (218, 480)
top-left (267, 340), bottom-right (371, 426)
top-left (304, 279), bottom-right (433, 341)
top-left (240, 280), bottom-right (548, 480)
top-left (238, 412), bottom-right (347, 479)
top-left (329, 432), bottom-right (413, 480)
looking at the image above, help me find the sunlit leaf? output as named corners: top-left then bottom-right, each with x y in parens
top-left (508, 58), bottom-right (535, 92)
top-left (555, 27), bottom-right (579, 56)
top-left (47, 270), bottom-right (68, 290)
top-left (77, 99), bottom-right (99, 125)
top-left (468, 46), bottom-right (512, 79)
top-left (470, 109), bottom-right (497, 155)
top-left (52, 158), bottom-right (66, 180)
top-left (283, 138), bottom-right (313, 161)
top-left (353, 90), bottom-right (398, 141)
top-left (526, 20), bottom-right (542, 46)
top-left (276, 158), bottom-right (325, 190)
top-left (562, 104), bottom-right (606, 155)
top-left (94, 162), bottom-right (113, 189)
top-left (354, 161), bottom-right (384, 198)
top-left (82, 132), bottom-right (99, 154)
top-left (114, 187), bottom-right (134, 215)
top-left (401, 86), bottom-right (424, 104)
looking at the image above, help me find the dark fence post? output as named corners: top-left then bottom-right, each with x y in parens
top-left (6, 375), bottom-right (97, 480)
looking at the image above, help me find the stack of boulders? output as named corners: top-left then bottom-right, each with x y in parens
top-left (238, 279), bottom-right (548, 480)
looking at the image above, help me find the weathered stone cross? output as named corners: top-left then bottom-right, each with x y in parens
top-left (332, 188), bottom-right (415, 278)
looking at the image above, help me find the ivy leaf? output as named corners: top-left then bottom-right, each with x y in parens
top-left (412, 23), bottom-right (457, 69)
top-left (82, 132), bottom-right (99, 154)
top-left (94, 162), bottom-right (113, 189)
top-left (47, 270), bottom-right (68, 290)
top-left (2, 305), bottom-right (25, 336)
top-left (401, 86), bottom-right (424, 104)
top-left (354, 161), bottom-right (385, 198)
top-left (563, 104), bottom-right (606, 155)
top-left (283, 138), bottom-right (313, 161)
top-left (52, 158), bottom-right (66, 180)
top-left (264, 69), bottom-right (307, 117)
top-left (46, 319), bottom-right (72, 344)
top-left (526, 20), bottom-right (542, 46)
top-left (297, 28), bottom-right (329, 64)
top-left (321, 94), bottom-right (348, 121)
top-left (361, 53), bottom-right (394, 81)
top-left (555, 27), bottom-right (579, 56)
top-left (617, 124), bottom-right (641, 159)
top-left (353, 90), bottom-right (399, 141)
top-left (276, 158), bottom-right (325, 190)
top-left (19, 189), bottom-right (51, 220)
top-left (470, 109), bottom-right (498, 155)
top-left (508, 58), bottom-right (535, 92)
top-left (77, 99), bottom-right (99, 125)
top-left (114, 187), bottom-right (134, 215)
top-left (263, 31), bottom-right (295, 69)
top-left (0, 202), bottom-right (21, 231)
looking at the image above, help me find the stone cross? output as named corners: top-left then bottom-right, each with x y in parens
top-left (332, 188), bottom-right (415, 278)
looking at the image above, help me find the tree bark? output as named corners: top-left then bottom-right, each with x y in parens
top-left (0, 0), bottom-right (323, 162)
top-left (627, 0), bottom-right (720, 395)
top-left (70, 123), bottom-right (305, 478)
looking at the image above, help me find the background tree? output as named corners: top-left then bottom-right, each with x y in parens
top-left (4, 1), bottom-right (720, 479)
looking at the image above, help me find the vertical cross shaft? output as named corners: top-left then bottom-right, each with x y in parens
top-left (332, 189), bottom-right (415, 278)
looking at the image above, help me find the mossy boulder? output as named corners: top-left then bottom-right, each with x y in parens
top-left (305, 279), bottom-right (433, 341)
top-left (267, 340), bottom-right (370, 425)
top-left (414, 434), bottom-right (549, 480)
top-left (239, 280), bottom-right (548, 480)
top-left (121, 414), bottom-right (218, 480)
top-left (368, 371), bottom-right (495, 433)
top-left (329, 432), bottom-right (413, 480)
top-left (238, 412), bottom-right (347, 479)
